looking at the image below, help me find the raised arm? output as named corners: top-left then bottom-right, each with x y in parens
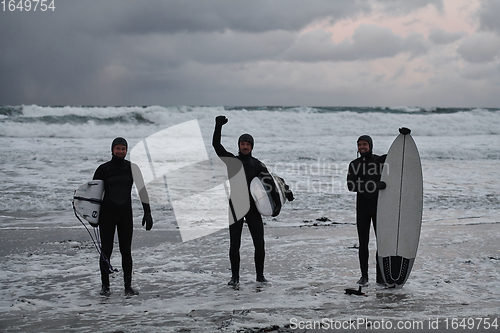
top-left (212, 115), bottom-right (234, 158)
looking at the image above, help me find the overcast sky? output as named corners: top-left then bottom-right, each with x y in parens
top-left (1, 0), bottom-right (500, 107)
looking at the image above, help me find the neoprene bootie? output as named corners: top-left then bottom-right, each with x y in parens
top-left (100, 284), bottom-right (110, 296)
top-left (227, 277), bottom-right (239, 285)
top-left (124, 276), bottom-right (139, 295)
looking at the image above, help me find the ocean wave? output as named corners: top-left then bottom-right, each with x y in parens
top-left (0, 105), bottom-right (499, 138)
top-left (3, 104), bottom-right (497, 119)
top-left (5, 113), bottom-right (154, 125)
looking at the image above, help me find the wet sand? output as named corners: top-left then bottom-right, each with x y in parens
top-left (1, 212), bottom-right (499, 332)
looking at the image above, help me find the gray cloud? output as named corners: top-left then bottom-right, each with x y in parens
top-left (374, 0), bottom-right (444, 15)
top-left (428, 29), bottom-right (466, 45)
top-left (0, 0), bottom-right (375, 105)
top-left (457, 32), bottom-right (500, 63)
top-left (0, 10), bottom-right (116, 105)
top-left (391, 66), bottom-right (406, 80)
top-left (127, 30), bottom-right (296, 66)
top-left (0, 0), bottom-right (499, 107)
top-left (90, 0), bottom-right (373, 35)
top-left (459, 63), bottom-right (500, 81)
top-left (282, 25), bottom-right (428, 62)
top-left (478, 0), bottom-right (500, 34)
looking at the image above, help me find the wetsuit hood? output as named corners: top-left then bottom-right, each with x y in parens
top-left (112, 137), bottom-right (128, 151)
top-left (238, 133), bottom-right (254, 158)
top-left (238, 151), bottom-right (253, 160)
top-left (111, 137), bottom-right (128, 162)
top-left (238, 133), bottom-right (254, 147)
top-left (357, 135), bottom-right (373, 158)
top-left (111, 154), bottom-right (126, 164)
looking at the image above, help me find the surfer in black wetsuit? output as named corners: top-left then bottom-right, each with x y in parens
top-left (212, 116), bottom-right (280, 285)
top-left (93, 137), bottom-right (153, 296)
top-left (347, 135), bottom-right (386, 286)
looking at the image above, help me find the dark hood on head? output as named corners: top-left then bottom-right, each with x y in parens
top-left (111, 137), bottom-right (128, 151)
top-left (238, 133), bottom-right (254, 147)
top-left (357, 135), bottom-right (373, 157)
top-left (111, 137), bottom-right (128, 162)
top-left (238, 133), bottom-right (254, 159)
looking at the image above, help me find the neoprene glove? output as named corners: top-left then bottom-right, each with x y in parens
top-left (399, 127), bottom-right (411, 135)
top-left (142, 203), bottom-right (153, 230)
top-left (215, 115), bottom-right (228, 127)
top-left (142, 213), bottom-right (153, 230)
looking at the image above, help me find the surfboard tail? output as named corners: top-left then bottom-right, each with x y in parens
top-left (379, 256), bottom-right (415, 287)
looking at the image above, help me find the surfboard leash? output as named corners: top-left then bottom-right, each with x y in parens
top-left (92, 225), bottom-right (118, 274)
top-left (72, 201), bottom-right (118, 274)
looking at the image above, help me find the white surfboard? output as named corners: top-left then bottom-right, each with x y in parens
top-left (73, 180), bottom-right (104, 226)
top-left (250, 173), bottom-right (287, 217)
top-left (377, 131), bottom-right (423, 287)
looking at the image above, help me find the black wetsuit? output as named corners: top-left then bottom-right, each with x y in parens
top-left (347, 137), bottom-right (386, 282)
top-left (93, 155), bottom-right (149, 287)
top-left (212, 125), bottom-right (274, 281)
